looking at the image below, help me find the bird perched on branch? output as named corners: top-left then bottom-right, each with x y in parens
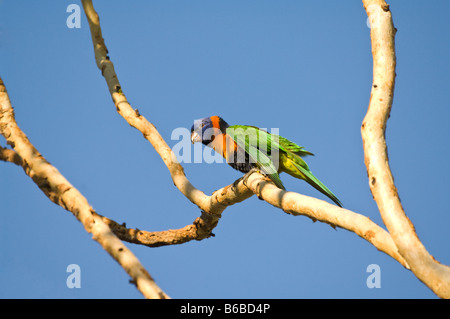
top-left (190, 115), bottom-right (342, 207)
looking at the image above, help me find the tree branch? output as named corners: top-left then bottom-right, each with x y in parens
top-left (80, 0), bottom-right (256, 235)
top-left (0, 145), bottom-right (23, 166)
top-left (97, 172), bottom-right (409, 270)
top-left (80, 0), bottom-right (409, 271)
top-left (81, 0), bottom-right (216, 211)
top-left (4, 0), bottom-right (441, 298)
top-left (0, 77), bottom-right (168, 299)
top-left (97, 179), bottom-right (253, 247)
top-left (362, 0), bottom-right (450, 298)
top-left (244, 172), bottom-right (409, 268)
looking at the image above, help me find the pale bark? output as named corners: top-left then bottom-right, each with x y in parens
top-left (1, 0), bottom-right (448, 299)
top-left (362, 0), bottom-right (450, 298)
top-left (0, 78), bottom-right (168, 299)
top-left (79, 0), bottom-right (410, 269)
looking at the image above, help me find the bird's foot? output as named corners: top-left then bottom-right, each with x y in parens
top-left (231, 168), bottom-right (260, 192)
top-left (231, 176), bottom-right (244, 192)
top-left (242, 167), bottom-right (260, 188)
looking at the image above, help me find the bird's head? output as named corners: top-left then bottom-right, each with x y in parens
top-left (190, 115), bottom-right (229, 145)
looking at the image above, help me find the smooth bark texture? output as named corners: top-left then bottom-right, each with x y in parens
top-left (1, 0), bottom-right (448, 298)
top-left (362, 0), bottom-right (450, 298)
top-left (0, 77), bottom-right (168, 299)
top-left (80, 0), bottom-right (410, 269)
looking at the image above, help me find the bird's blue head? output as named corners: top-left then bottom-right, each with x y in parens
top-left (190, 116), bottom-right (229, 145)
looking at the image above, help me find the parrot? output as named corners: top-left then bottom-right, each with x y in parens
top-left (190, 115), bottom-right (342, 207)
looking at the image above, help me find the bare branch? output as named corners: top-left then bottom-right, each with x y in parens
top-left (245, 172), bottom-right (409, 268)
top-left (94, 171), bottom-right (409, 270)
top-left (80, 0), bottom-right (410, 271)
top-left (362, 0), bottom-right (450, 298)
top-left (80, 0), bottom-right (257, 240)
top-left (97, 179), bottom-right (252, 247)
top-left (0, 145), bottom-right (23, 166)
top-left (0, 77), bottom-right (168, 299)
top-left (2, 0), bottom-right (445, 298)
top-left (81, 0), bottom-right (226, 212)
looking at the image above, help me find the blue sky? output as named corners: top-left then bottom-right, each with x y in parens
top-left (1, 1), bottom-right (449, 298)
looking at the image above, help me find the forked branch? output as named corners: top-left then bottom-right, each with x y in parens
top-left (3, 0), bottom-right (446, 299)
top-left (80, 0), bottom-right (408, 269)
top-left (0, 77), bottom-right (168, 299)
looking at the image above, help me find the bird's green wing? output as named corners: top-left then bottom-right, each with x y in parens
top-left (273, 136), bottom-right (312, 171)
top-left (227, 125), bottom-right (285, 190)
top-left (229, 125), bottom-right (342, 206)
top-left (253, 129), bottom-right (312, 170)
top-left (277, 135), bottom-right (314, 157)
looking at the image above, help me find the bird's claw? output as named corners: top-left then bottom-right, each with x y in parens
top-left (231, 168), bottom-right (260, 192)
top-left (231, 177), bottom-right (244, 192)
top-left (242, 167), bottom-right (260, 187)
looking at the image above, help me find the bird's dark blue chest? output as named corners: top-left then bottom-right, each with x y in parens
top-left (226, 149), bottom-right (257, 173)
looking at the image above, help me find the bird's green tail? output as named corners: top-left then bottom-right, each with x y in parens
top-left (291, 161), bottom-right (342, 207)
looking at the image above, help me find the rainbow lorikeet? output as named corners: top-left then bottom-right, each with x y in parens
top-left (190, 116), bottom-right (342, 207)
